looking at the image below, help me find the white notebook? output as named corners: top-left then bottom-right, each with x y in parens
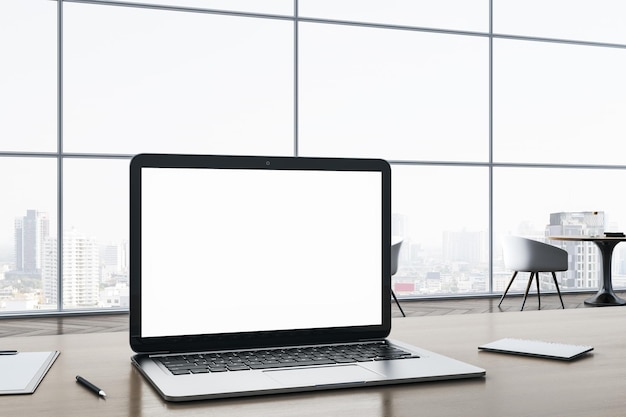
top-left (0, 351), bottom-right (60, 395)
top-left (478, 338), bottom-right (593, 361)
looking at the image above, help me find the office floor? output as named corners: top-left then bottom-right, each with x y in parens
top-left (2, 291), bottom-right (620, 338)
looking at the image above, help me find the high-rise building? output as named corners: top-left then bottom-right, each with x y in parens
top-left (42, 236), bottom-right (57, 306)
top-left (42, 229), bottom-right (100, 308)
top-left (443, 230), bottom-right (488, 265)
top-left (99, 243), bottom-right (120, 281)
top-left (14, 210), bottom-right (49, 273)
top-left (99, 242), bottom-right (129, 286)
top-left (546, 211), bottom-right (603, 289)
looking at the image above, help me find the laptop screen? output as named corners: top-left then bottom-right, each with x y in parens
top-left (130, 154), bottom-right (391, 353)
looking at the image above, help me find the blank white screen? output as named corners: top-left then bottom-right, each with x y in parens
top-left (141, 168), bottom-right (382, 337)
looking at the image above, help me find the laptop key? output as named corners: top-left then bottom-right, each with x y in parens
top-left (171, 370), bottom-right (191, 375)
top-left (248, 363), bottom-right (288, 370)
top-left (333, 357), bottom-right (357, 363)
top-left (207, 366), bottom-right (228, 372)
top-left (226, 365), bottom-right (251, 371)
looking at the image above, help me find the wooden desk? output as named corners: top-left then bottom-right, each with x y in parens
top-left (3, 308), bottom-right (626, 417)
top-left (549, 235), bottom-right (626, 306)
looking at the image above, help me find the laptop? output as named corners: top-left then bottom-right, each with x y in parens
top-left (129, 153), bottom-right (485, 402)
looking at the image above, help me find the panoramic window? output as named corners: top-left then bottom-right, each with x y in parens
top-left (298, 23), bottom-right (489, 162)
top-left (63, 2), bottom-right (294, 155)
top-left (1, 0), bottom-right (626, 314)
top-left (493, 39), bottom-right (626, 165)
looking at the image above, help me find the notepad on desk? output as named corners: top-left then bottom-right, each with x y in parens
top-left (478, 338), bottom-right (593, 361)
top-left (0, 351), bottom-right (60, 395)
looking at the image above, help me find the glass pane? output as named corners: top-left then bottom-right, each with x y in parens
top-left (0, 157), bottom-right (57, 312)
top-left (62, 158), bottom-right (129, 309)
top-left (494, 0), bottom-right (626, 45)
top-left (493, 167), bottom-right (626, 292)
top-left (63, 3), bottom-right (294, 155)
top-left (102, 0), bottom-right (292, 15)
top-left (300, 0), bottom-right (489, 33)
top-left (493, 39), bottom-right (626, 165)
top-left (391, 165), bottom-right (489, 296)
top-left (299, 24), bottom-right (489, 162)
top-left (0, 0), bottom-right (56, 152)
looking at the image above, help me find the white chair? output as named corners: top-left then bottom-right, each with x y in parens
top-left (499, 236), bottom-right (567, 311)
top-left (391, 239), bottom-right (406, 317)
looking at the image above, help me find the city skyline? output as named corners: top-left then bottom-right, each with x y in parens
top-left (0, 208), bottom-right (129, 310)
top-left (3, 204), bottom-right (626, 310)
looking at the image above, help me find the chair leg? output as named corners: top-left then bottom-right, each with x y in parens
top-left (392, 290), bottom-right (405, 317)
top-left (536, 272), bottom-right (541, 310)
top-left (521, 272), bottom-right (535, 311)
top-left (498, 271), bottom-right (519, 307)
top-left (551, 272), bottom-right (565, 309)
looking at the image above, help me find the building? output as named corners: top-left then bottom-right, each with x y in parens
top-left (42, 229), bottom-right (100, 308)
top-left (99, 282), bottom-right (129, 308)
top-left (41, 236), bottom-right (57, 307)
top-left (546, 211), bottom-right (603, 289)
top-left (442, 230), bottom-right (488, 265)
top-left (14, 210), bottom-right (49, 274)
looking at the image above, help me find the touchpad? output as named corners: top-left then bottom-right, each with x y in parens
top-left (264, 365), bottom-right (381, 387)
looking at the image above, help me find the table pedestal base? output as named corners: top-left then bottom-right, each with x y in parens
top-left (584, 292), bottom-right (626, 306)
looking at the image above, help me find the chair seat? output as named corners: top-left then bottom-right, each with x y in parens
top-left (502, 236), bottom-right (567, 272)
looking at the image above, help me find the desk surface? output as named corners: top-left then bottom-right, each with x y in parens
top-left (3, 308), bottom-right (626, 417)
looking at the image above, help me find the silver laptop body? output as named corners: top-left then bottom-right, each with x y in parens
top-left (129, 154), bottom-right (485, 402)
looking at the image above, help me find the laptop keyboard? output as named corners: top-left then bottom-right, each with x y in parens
top-left (156, 341), bottom-right (420, 375)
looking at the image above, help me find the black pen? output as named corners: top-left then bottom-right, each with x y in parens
top-left (0, 350), bottom-right (18, 355)
top-left (76, 375), bottom-right (107, 398)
